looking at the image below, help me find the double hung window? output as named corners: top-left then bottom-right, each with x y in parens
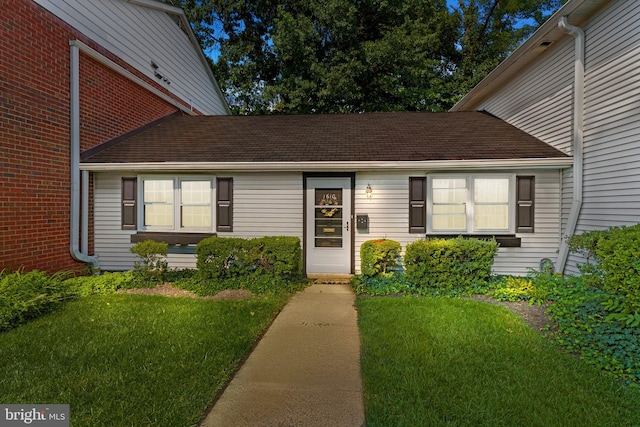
top-left (429, 175), bottom-right (512, 233)
top-left (141, 177), bottom-right (213, 231)
top-left (408, 174), bottom-right (523, 234)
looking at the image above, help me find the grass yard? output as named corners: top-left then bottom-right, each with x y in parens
top-left (0, 293), bottom-right (285, 426)
top-left (358, 296), bottom-right (640, 427)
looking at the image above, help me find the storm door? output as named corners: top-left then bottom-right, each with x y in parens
top-left (305, 177), bottom-right (352, 274)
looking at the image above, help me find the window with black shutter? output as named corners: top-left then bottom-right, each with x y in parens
top-left (121, 177), bottom-right (137, 230)
top-left (409, 177), bottom-right (426, 233)
top-left (217, 177), bottom-right (233, 232)
top-left (516, 176), bottom-right (535, 233)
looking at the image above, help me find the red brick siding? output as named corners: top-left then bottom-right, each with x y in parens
top-left (0, 0), bottom-right (190, 273)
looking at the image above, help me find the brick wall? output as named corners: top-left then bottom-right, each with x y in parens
top-left (0, 0), bottom-right (185, 272)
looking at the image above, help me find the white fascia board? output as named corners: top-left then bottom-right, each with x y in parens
top-left (126, 0), bottom-right (183, 14)
top-left (80, 158), bottom-right (573, 172)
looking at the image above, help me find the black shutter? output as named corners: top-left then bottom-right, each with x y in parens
top-left (121, 177), bottom-right (137, 230)
top-left (409, 177), bottom-right (426, 233)
top-left (217, 177), bottom-right (233, 232)
top-left (516, 176), bottom-right (535, 233)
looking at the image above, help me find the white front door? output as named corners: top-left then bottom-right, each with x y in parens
top-left (306, 177), bottom-right (352, 274)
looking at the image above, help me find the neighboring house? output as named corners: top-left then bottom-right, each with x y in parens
top-left (0, 0), bottom-right (228, 272)
top-left (81, 112), bottom-right (570, 276)
top-left (451, 0), bottom-right (640, 275)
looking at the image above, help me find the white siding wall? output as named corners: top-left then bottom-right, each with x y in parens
top-left (222, 172), bottom-right (304, 239)
top-left (477, 39), bottom-right (575, 155)
top-left (94, 173), bottom-right (136, 271)
top-left (353, 170), bottom-right (562, 276)
top-left (580, 0), bottom-right (640, 229)
top-left (96, 170), bottom-right (560, 275)
top-left (94, 172), bottom-right (303, 271)
top-left (562, 0), bottom-right (640, 274)
top-left (35, 0), bottom-right (227, 115)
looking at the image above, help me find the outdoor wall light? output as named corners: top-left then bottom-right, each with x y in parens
top-left (366, 183), bottom-right (372, 198)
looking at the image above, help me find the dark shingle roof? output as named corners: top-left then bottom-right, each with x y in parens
top-left (81, 111), bottom-right (568, 163)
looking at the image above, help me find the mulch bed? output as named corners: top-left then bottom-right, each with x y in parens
top-left (119, 283), bottom-right (254, 300)
top-left (470, 294), bottom-right (554, 335)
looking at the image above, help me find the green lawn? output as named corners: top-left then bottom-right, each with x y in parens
top-left (357, 296), bottom-right (640, 427)
top-left (0, 294), bottom-right (285, 427)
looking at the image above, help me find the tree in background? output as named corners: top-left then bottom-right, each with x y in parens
top-left (167, 0), bottom-right (565, 114)
top-left (451, 0), bottom-right (565, 97)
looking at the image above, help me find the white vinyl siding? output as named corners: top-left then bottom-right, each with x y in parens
top-left (492, 170), bottom-right (561, 276)
top-left (94, 172), bottom-right (303, 271)
top-left (562, 0), bottom-right (640, 274)
top-left (94, 173), bottom-right (137, 271)
top-left (34, 0), bottom-right (227, 115)
top-left (476, 38), bottom-right (575, 155)
top-left (353, 170), bottom-right (561, 276)
top-left (222, 172), bottom-right (304, 239)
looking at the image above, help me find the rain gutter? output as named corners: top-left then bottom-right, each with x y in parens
top-left (79, 158), bottom-right (573, 173)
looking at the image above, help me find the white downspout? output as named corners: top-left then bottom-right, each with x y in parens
top-left (70, 42), bottom-right (100, 272)
top-left (556, 16), bottom-right (585, 274)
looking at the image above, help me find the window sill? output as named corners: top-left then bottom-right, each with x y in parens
top-left (131, 232), bottom-right (216, 245)
top-left (424, 234), bottom-right (521, 248)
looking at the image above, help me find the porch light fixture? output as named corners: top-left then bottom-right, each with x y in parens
top-left (365, 183), bottom-right (372, 198)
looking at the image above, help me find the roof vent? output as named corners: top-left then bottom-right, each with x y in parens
top-left (533, 41), bottom-right (552, 52)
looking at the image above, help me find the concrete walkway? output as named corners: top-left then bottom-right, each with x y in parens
top-left (200, 283), bottom-right (365, 427)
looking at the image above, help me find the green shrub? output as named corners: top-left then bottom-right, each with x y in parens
top-left (569, 224), bottom-right (640, 313)
top-left (491, 276), bottom-right (533, 302)
top-left (404, 237), bottom-right (498, 290)
top-left (594, 225), bottom-right (640, 313)
top-left (360, 239), bottom-right (401, 277)
top-left (196, 237), bottom-right (252, 280)
top-left (490, 270), bottom-right (563, 305)
top-left (546, 275), bottom-right (640, 386)
top-left (130, 240), bottom-right (169, 284)
top-left (195, 236), bottom-right (303, 286)
top-left (64, 271), bottom-right (137, 297)
top-left (0, 270), bottom-right (70, 332)
top-left (251, 236), bottom-right (302, 278)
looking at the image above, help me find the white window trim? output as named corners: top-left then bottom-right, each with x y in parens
top-left (427, 174), bottom-right (516, 234)
top-left (138, 175), bottom-right (216, 232)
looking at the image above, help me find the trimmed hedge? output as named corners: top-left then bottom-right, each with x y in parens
top-left (404, 237), bottom-right (498, 290)
top-left (196, 236), bottom-right (302, 281)
top-left (360, 239), bottom-right (401, 277)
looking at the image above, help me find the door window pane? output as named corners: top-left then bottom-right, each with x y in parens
top-left (315, 189), bottom-right (343, 247)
